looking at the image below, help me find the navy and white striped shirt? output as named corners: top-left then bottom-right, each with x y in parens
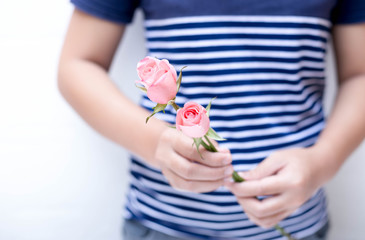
top-left (71, 0), bottom-right (365, 239)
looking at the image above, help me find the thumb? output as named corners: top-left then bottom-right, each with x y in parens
top-left (240, 154), bottom-right (284, 181)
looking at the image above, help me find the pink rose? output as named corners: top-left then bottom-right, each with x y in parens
top-left (176, 102), bottom-right (210, 138)
top-left (136, 56), bottom-right (178, 104)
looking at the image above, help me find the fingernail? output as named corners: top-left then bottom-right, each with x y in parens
top-left (224, 167), bottom-right (234, 177)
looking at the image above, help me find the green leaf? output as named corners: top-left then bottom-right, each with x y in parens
top-left (193, 137), bottom-right (203, 159)
top-left (205, 97), bottom-right (216, 117)
top-left (135, 84), bottom-right (147, 93)
top-left (176, 66), bottom-right (187, 92)
top-left (206, 128), bottom-right (226, 141)
top-left (146, 103), bottom-right (167, 123)
top-left (232, 171), bottom-right (245, 183)
top-left (167, 125), bottom-right (176, 129)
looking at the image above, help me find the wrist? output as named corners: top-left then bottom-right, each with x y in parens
top-left (308, 142), bottom-right (343, 186)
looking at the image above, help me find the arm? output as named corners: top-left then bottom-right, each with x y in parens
top-left (58, 9), bottom-right (166, 166)
top-left (225, 23), bottom-right (365, 228)
top-left (58, 9), bottom-right (232, 192)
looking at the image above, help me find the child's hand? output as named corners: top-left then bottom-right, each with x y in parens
top-left (225, 147), bottom-right (327, 228)
top-left (155, 128), bottom-right (234, 193)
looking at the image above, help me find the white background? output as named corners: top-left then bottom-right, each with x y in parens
top-left (0, 1), bottom-right (364, 239)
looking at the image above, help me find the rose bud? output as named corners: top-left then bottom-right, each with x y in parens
top-left (176, 101), bottom-right (210, 138)
top-left (136, 56), bottom-right (178, 104)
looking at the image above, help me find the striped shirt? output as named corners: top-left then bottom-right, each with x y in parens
top-left (71, 0), bottom-right (365, 239)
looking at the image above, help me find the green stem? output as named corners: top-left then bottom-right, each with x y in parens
top-left (204, 136), bottom-right (218, 152)
top-left (275, 225), bottom-right (297, 240)
top-left (170, 101), bottom-right (180, 111)
top-left (200, 139), bottom-right (212, 152)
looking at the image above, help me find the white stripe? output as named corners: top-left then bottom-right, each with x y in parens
top-left (149, 50), bottom-right (325, 60)
top-left (179, 72), bottom-right (325, 83)
top-left (146, 27), bottom-right (329, 38)
top-left (179, 78), bottom-right (323, 94)
top-left (172, 61), bottom-right (324, 72)
top-left (145, 15), bottom-right (331, 28)
top-left (148, 38), bottom-right (326, 51)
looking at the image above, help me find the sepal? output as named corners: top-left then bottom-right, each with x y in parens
top-left (193, 137), bottom-right (203, 159)
top-left (135, 84), bottom-right (147, 93)
top-left (206, 128), bottom-right (225, 141)
top-left (206, 97), bottom-right (216, 117)
top-left (176, 66), bottom-right (187, 92)
top-left (146, 103), bottom-right (167, 123)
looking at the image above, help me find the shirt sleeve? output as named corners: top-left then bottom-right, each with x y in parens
top-left (70, 0), bottom-right (140, 24)
top-left (331, 0), bottom-right (365, 24)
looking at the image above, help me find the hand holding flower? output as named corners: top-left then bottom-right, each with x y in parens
top-left (155, 128), bottom-right (233, 193)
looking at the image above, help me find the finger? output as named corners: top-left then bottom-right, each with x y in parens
top-left (161, 167), bottom-right (224, 193)
top-left (225, 175), bottom-right (287, 197)
top-left (173, 133), bottom-right (232, 167)
top-left (236, 195), bottom-right (288, 218)
top-left (240, 154), bottom-right (285, 181)
top-left (167, 151), bottom-right (234, 181)
top-left (245, 208), bottom-right (293, 229)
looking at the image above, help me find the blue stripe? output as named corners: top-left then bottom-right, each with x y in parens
top-left (147, 33), bottom-right (327, 42)
top-left (150, 45), bottom-right (326, 54)
top-left (169, 56), bottom-right (324, 65)
top-left (178, 77), bottom-right (325, 88)
top-left (180, 67), bottom-right (324, 77)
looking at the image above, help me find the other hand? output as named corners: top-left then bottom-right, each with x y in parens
top-left (225, 147), bottom-right (327, 228)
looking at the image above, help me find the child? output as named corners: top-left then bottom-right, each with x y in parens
top-left (58, 0), bottom-right (365, 239)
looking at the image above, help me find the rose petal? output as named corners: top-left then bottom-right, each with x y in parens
top-left (147, 71), bottom-right (178, 104)
top-left (175, 101), bottom-right (210, 138)
top-left (178, 124), bottom-right (209, 138)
